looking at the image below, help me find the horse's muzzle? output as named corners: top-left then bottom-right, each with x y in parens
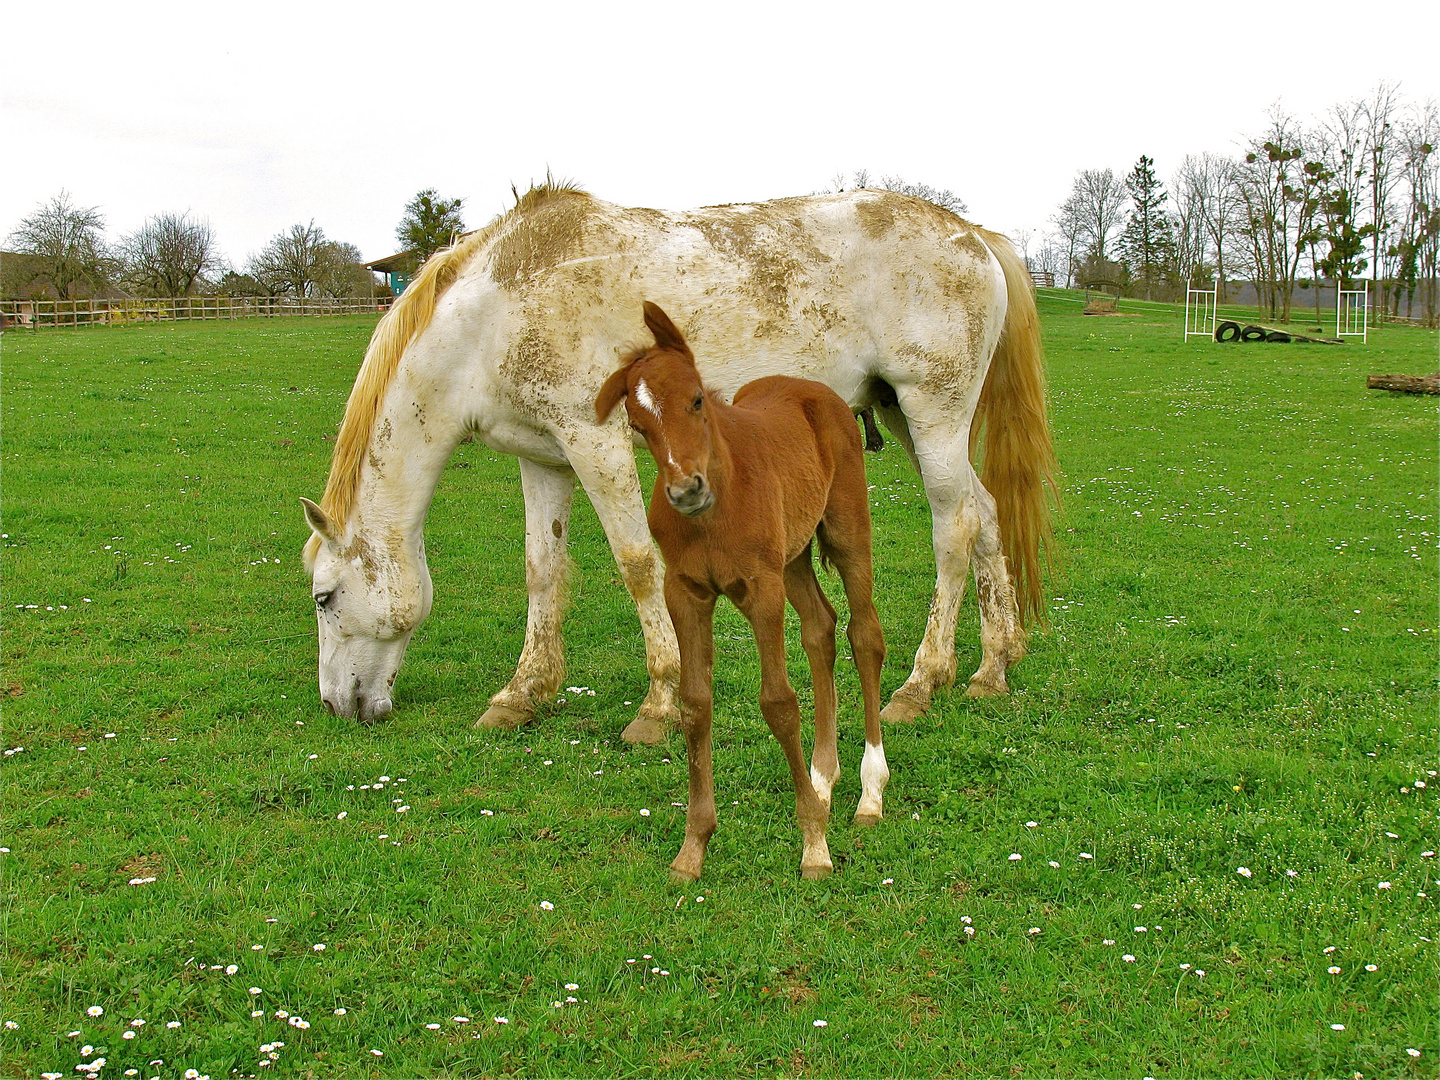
top-left (666, 475), bottom-right (713, 518)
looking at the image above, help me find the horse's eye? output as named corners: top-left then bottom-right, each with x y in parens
top-left (691, 394), bottom-right (704, 412)
top-left (314, 591), bottom-right (334, 609)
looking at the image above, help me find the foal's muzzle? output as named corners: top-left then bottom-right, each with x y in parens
top-left (666, 475), bottom-right (713, 518)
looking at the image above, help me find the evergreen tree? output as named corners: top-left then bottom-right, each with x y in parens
top-left (396, 190), bottom-right (466, 265)
top-left (1117, 155), bottom-right (1176, 300)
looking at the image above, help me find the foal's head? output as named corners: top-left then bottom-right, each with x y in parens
top-left (596, 302), bottom-right (716, 518)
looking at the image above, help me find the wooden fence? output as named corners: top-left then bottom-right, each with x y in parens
top-left (0, 295), bottom-right (393, 329)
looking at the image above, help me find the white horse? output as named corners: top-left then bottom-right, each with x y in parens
top-left (301, 185), bottom-right (1056, 744)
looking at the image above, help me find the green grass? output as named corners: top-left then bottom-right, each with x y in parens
top-left (1, 305), bottom-right (1436, 1079)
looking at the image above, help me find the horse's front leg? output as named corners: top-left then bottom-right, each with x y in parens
top-left (477, 458), bottom-right (574, 730)
top-left (666, 576), bottom-right (717, 883)
top-left (566, 435), bottom-right (680, 745)
top-left (738, 579), bottom-right (833, 880)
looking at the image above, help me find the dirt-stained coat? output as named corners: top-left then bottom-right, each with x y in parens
top-left (303, 185), bottom-right (1056, 743)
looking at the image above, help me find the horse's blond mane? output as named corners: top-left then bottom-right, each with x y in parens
top-left (306, 182), bottom-right (587, 559)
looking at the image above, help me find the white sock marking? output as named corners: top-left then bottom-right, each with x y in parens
top-left (857, 741), bottom-right (889, 818)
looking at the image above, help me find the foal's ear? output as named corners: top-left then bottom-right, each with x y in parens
top-left (594, 365), bottom-right (630, 423)
top-left (300, 497), bottom-right (338, 543)
top-left (642, 301), bottom-right (693, 360)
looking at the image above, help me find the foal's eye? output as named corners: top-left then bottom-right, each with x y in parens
top-left (690, 393), bottom-right (704, 412)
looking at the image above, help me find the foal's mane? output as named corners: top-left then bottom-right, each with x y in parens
top-left (307, 182), bottom-right (587, 558)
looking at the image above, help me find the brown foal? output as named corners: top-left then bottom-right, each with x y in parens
top-left (595, 303), bottom-right (889, 881)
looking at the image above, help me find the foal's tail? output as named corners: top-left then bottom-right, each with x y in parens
top-left (971, 228), bottom-right (1059, 628)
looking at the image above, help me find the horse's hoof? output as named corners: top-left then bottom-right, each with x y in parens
top-left (964, 678), bottom-right (1008, 698)
top-left (800, 863), bottom-right (833, 881)
top-left (668, 865), bottom-right (701, 885)
top-left (853, 811), bottom-right (882, 828)
top-left (880, 690), bottom-right (927, 724)
top-left (621, 714), bottom-right (669, 746)
top-left (474, 702), bottom-right (531, 730)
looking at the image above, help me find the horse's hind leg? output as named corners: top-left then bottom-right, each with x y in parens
top-left (477, 458), bottom-right (574, 731)
top-left (871, 407), bottom-right (980, 723)
top-left (966, 480), bottom-right (1025, 697)
top-left (816, 506), bottom-right (889, 825)
top-left (783, 547), bottom-right (840, 810)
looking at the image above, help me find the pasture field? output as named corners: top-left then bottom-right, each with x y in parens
top-left (1, 300), bottom-right (1436, 1079)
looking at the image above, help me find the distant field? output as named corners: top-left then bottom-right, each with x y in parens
top-left (1, 301), bottom-right (1435, 1079)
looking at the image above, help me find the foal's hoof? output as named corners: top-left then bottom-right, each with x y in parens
top-left (622, 714), bottom-right (669, 746)
top-left (668, 865), bottom-right (701, 885)
top-left (474, 702), bottom-right (531, 730)
top-left (800, 863), bottom-right (833, 881)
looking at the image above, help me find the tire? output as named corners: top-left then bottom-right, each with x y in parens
top-left (1240, 325), bottom-right (1269, 342)
top-left (1264, 330), bottom-right (1292, 343)
top-left (1215, 321), bottom-right (1242, 343)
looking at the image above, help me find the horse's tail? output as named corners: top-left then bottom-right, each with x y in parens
top-left (971, 227), bottom-right (1058, 628)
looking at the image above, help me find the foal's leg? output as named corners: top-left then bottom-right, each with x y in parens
top-left (477, 458), bottom-right (574, 730)
top-left (783, 549), bottom-right (840, 811)
top-left (737, 579), bottom-right (833, 880)
top-left (665, 577), bottom-right (717, 883)
top-left (817, 508), bottom-right (889, 825)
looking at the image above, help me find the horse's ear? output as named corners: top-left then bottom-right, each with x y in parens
top-left (643, 302), bottom-right (693, 360)
top-left (594, 365), bottom-right (630, 423)
top-left (300, 497), bottom-right (338, 543)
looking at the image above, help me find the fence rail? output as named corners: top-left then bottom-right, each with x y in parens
top-left (1, 295), bottom-right (393, 329)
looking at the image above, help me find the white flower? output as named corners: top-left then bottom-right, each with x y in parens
top-left (1330, 1024), bottom-right (1345, 1031)
top-left (312, 943), bottom-right (326, 951)
top-left (453, 1016), bottom-right (470, 1023)
top-left (812, 1019), bottom-right (828, 1028)
top-left (333, 1008), bottom-right (346, 1015)
top-left (167, 1020), bottom-right (181, 1028)
top-left (251, 1011), bottom-right (263, 1018)
top-left (494, 1017), bottom-right (509, 1024)
top-left (1008, 853), bottom-right (1022, 862)
top-left (1135, 926), bottom-right (1147, 933)
top-left (1324, 945), bottom-right (1337, 954)
top-left (1237, 867), bottom-right (1252, 878)
top-left (425, 1023), bottom-right (440, 1030)
top-left (639, 808), bottom-right (650, 817)
top-left (564, 983), bottom-right (579, 991)
top-left (1048, 861), bottom-right (1060, 868)
top-left (122, 1030), bottom-right (136, 1040)
top-left (275, 1010), bottom-right (289, 1019)
top-left (3, 1021), bottom-right (17, 1030)
top-left (1025, 821), bottom-right (1038, 828)
top-left (87, 1007), bottom-right (104, 1017)
top-left (1407, 1048), bottom-right (1421, 1057)
top-left (336, 812), bottom-right (347, 820)
top-left (248, 987), bottom-right (262, 995)
top-left (1122, 954), bottom-right (1136, 962)
top-left (1328, 966), bottom-right (1341, 974)
top-left (1079, 852), bottom-right (1093, 860)
top-left (540, 901), bottom-right (554, 911)
top-left (1378, 881), bottom-right (1392, 889)
top-left (1365, 964), bottom-right (1377, 972)
top-left (1102, 939), bottom-right (1115, 946)
top-left (369, 1050), bottom-right (382, 1057)
top-left (963, 926), bottom-right (975, 937)
top-left (225, 965), bottom-right (238, 975)
top-left (1028, 927), bottom-right (1041, 935)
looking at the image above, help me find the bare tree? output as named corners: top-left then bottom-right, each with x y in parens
top-left (1063, 169), bottom-right (1128, 266)
top-left (1235, 108), bottom-right (1316, 321)
top-left (5, 191), bottom-right (115, 299)
top-left (1172, 153), bottom-right (1240, 291)
top-left (1362, 82), bottom-right (1402, 313)
top-left (249, 221), bottom-right (330, 298)
top-left (1011, 227), bottom-right (1034, 270)
top-left (1393, 100), bottom-right (1439, 324)
top-left (120, 213), bottom-right (222, 296)
top-left (826, 171), bottom-right (967, 215)
top-left (313, 241), bottom-right (374, 298)
top-left (1049, 199), bottom-right (1084, 287)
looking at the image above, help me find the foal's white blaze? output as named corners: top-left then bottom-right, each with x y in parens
top-left (857, 741), bottom-right (889, 819)
top-left (634, 378), bottom-right (661, 417)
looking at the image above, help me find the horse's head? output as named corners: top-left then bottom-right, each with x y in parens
top-left (300, 498), bottom-right (433, 723)
top-left (595, 302), bottom-right (716, 518)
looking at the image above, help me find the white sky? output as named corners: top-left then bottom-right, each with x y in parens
top-left (4, 0), bottom-right (1437, 268)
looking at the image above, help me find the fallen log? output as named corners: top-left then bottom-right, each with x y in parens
top-left (1366, 373), bottom-right (1440, 395)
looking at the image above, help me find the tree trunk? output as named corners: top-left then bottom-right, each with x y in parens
top-left (1366, 373), bottom-right (1440, 394)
